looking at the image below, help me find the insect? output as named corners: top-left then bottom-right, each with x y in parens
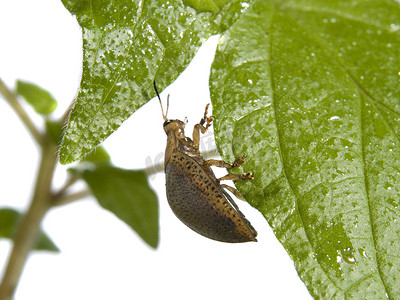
top-left (154, 82), bottom-right (257, 243)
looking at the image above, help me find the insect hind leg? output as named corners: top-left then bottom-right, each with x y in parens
top-left (204, 156), bottom-right (246, 169)
top-left (219, 171), bottom-right (254, 202)
top-left (218, 172), bottom-right (254, 182)
top-left (220, 184), bottom-right (246, 201)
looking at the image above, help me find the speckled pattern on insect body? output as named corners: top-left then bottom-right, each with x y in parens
top-left (154, 82), bottom-right (257, 243)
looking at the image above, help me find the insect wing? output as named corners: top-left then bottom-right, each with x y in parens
top-left (165, 151), bottom-right (256, 243)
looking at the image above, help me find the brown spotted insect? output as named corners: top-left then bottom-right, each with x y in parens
top-left (154, 82), bottom-right (257, 243)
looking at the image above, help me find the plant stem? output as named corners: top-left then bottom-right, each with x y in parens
top-left (52, 189), bottom-right (91, 207)
top-left (0, 140), bottom-right (57, 300)
top-left (52, 175), bottom-right (80, 200)
top-left (0, 79), bottom-right (92, 299)
top-left (0, 78), bottom-right (45, 147)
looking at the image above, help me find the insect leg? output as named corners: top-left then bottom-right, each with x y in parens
top-left (218, 172), bottom-right (254, 182)
top-left (219, 171), bottom-right (254, 201)
top-left (193, 104), bottom-right (214, 149)
top-left (220, 184), bottom-right (246, 201)
top-left (204, 156), bottom-right (246, 169)
top-left (200, 104), bottom-right (214, 129)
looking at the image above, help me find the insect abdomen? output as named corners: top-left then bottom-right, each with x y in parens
top-left (165, 151), bottom-right (256, 243)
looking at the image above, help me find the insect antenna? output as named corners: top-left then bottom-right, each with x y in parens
top-left (153, 80), bottom-right (168, 121)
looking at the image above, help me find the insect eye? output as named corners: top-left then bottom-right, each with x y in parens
top-left (163, 120), bottom-right (172, 127)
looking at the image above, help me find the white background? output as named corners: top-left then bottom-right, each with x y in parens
top-left (0, 1), bottom-right (311, 299)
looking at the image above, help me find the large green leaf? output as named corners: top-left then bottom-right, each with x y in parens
top-left (82, 165), bottom-right (159, 248)
top-left (59, 0), bottom-right (251, 164)
top-left (0, 208), bottom-right (59, 252)
top-left (210, 0), bottom-right (400, 298)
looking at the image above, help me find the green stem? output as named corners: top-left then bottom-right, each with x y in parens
top-left (52, 189), bottom-right (91, 207)
top-left (52, 175), bottom-right (80, 200)
top-left (0, 79), bottom-right (92, 299)
top-left (0, 78), bottom-right (45, 147)
top-left (0, 141), bottom-right (57, 300)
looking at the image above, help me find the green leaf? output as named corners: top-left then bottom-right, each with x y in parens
top-left (45, 120), bottom-right (63, 145)
top-left (82, 165), bottom-right (159, 248)
top-left (16, 80), bottom-right (57, 115)
top-left (210, 0), bottom-right (400, 298)
top-left (59, 0), bottom-right (252, 164)
top-left (81, 146), bottom-right (111, 163)
top-left (0, 208), bottom-right (59, 252)
top-left (183, 0), bottom-right (230, 13)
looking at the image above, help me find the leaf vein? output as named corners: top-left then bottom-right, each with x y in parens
top-left (360, 96), bottom-right (390, 296)
top-left (72, 1), bottom-right (147, 152)
top-left (343, 272), bottom-right (376, 296)
top-left (346, 72), bottom-right (400, 144)
top-left (287, 5), bottom-right (394, 32)
top-left (268, 7), bottom-right (342, 291)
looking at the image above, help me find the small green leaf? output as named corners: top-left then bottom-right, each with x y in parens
top-left (81, 146), bottom-right (111, 163)
top-left (16, 80), bottom-right (57, 115)
top-left (59, 0), bottom-right (253, 164)
top-left (0, 208), bottom-right (59, 252)
top-left (34, 231), bottom-right (60, 252)
top-left (45, 120), bottom-right (63, 145)
top-left (210, 0), bottom-right (400, 298)
top-left (82, 166), bottom-right (159, 248)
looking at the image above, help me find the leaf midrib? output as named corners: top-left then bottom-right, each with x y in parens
top-left (293, 9), bottom-right (395, 296)
top-left (227, 2), bottom-right (396, 295)
top-left (266, 5), bottom-right (344, 292)
top-left (359, 96), bottom-right (390, 296)
top-left (273, 4), bottom-right (391, 296)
